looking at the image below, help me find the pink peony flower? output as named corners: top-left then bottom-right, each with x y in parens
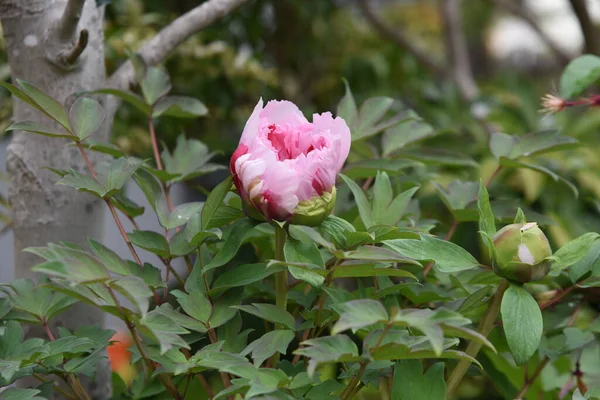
top-left (230, 99), bottom-right (351, 225)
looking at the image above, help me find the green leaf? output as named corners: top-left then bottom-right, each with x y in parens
top-left (209, 288), bottom-right (243, 329)
top-left (56, 169), bottom-right (107, 198)
top-left (331, 299), bottom-right (389, 335)
top-left (382, 111), bottom-right (436, 156)
top-left (342, 246), bottom-right (420, 265)
top-left (153, 95), bottom-right (208, 118)
top-left (508, 130), bottom-right (578, 159)
top-left (433, 180), bottom-right (478, 216)
top-left (241, 330), bottom-right (294, 367)
top-left (133, 169), bottom-right (163, 212)
top-left (5, 121), bottom-right (73, 139)
top-left (141, 66), bottom-right (171, 105)
top-left (0, 388), bottom-right (45, 400)
top-left (337, 79), bottom-right (358, 129)
top-left (140, 307), bottom-right (190, 353)
top-left (211, 263), bottom-right (283, 293)
top-left (109, 276), bottom-right (152, 316)
top-left (92, 88), bottom-right (151, 115)
top-left (129, 230), bottom-right (170, 258)
top-left (112, 192), bottom-right (145, 218)
top-left (514, 208), bottom-right (527, 224)
top-left (332, 263), bottom-right (417, 280)
top-left (288, 224), bottom-right (336, 251)
top-left (295, 335), bottom-right (360, 376)
top-left (204, 219), bottom-right (255, 272)
top-left (343, 159), bottom-right (422, 179)
top-left (159, 202), bottom-right (203, 230)
top-left (560, 54), bottom-right (600, 98)
top-left (385, 236), bottom-right (479, 273)
top-left (16, 79), bottom-right (70, 130)
top-left (490, 132), bottom-right (516, 159)
top-left (478, 180), bottom-right (496, 238)
top-left (499, 157), bottom-right (578, 197)
top-left (339, 173), bottom-right (374, 228)
top-left (69, 97), bottom-right (105, 141)
top-left (391, 360), bottom-right (446, 400)
top-left (202, 176), bottom-right (232, 230)
top-left (88, 239), bottom-right (129, 276)
top-left (233, 303), bottom-right (295, 330)
top-left (552, 232), bottom-right (600, 272)
top-left (285, 238), bottom-right (324, 267)
top-left (501, 285), bottom-right (543, 365)
top-left (171, 290), bottom-right (212, 325)
top-left (569, 241), bottom-right (600, 283)
top-left (103, 158), bottom-right (144, 195)
top-left (162, 135), bottom-right (224, 182)
top-left (395, 149), bottom-right (477, 168)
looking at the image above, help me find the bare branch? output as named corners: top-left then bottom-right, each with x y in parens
top-left (355, 0), bottom-right (446, 78)
top-left (569, 0), bottom-right (600, 56)
top-left (109, 0), bottom-right (250, 89)
top-left (44, 0), bottom-right (88, 69)
top-left (58, 0), bottom-right (85, 41)
top-left (440, 0), bottom-right (479, 101)
top-left (486, 0), bottom-right (570, 64)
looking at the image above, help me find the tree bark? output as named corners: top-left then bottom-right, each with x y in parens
top-left (0, 0), bottom-right (110, 397)
top-left (569, 0), bottom-right (600, 56)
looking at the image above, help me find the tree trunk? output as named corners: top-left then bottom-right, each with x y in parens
top-left (0, 0), bottom-right (111, 397)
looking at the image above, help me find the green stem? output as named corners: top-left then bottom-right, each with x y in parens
top-left (271, 224), bottom-right (288, 366)
top-left (446, 280), bottom-right (509, 395)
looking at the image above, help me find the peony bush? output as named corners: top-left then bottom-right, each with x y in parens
top-left (1, 54), bottom-right (600, 400)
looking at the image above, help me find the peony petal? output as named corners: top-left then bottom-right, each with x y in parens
top-left (312, 112), bottom-right (351, 171)
top-left (262, 100), bottom-right (308, 127)
top-left (239, 98), bottom-right (264, 146)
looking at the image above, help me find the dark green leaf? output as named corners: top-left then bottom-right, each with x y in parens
top-left (17, 79), bottom-right (70, 130)
top-left (202, 176), bottom-right (232, 230)
top-left (552, 232), bottom-right (600, 272)
top-left (391, 360), bottom-right (445, 400)
top-left (204, 219), bottom-right (255, 271)
top-left (162, 135), bottom-right (224, 182)
top-left (331, 299), bottom-right (388, 334)
top-left (499, 157), bottom-right (578, 197)
top-left (332, 263), bottom-right (417, 280)
top-left (294, 335), bottom-right (359, 376)
top-left (211, 263), bottom-right (283, 293)
top-left (233, 303), bottom-right (295, 330)
top-left (129, 230), bottom-right (170, 258)
top-left (382, 111), bottom-right (436, 156)
top-left (478, 180), bottom-right (496, 238)
top-left (171, 289), bottom-right (212, 325)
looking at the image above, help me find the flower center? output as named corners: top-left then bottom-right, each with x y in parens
top-left (267, 124), bottom-right (327, 161)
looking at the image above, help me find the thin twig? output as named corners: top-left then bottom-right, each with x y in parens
top-left (514, 357), bottom-right (550, 399)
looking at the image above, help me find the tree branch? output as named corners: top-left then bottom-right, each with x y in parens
top-left (356, 0), bottom-right (446, 78)
top-left (441, 0), bottom-right (479, 101)
top-left (486, 0), bottom-right (571, 64)
top-left (109, 0), bottom-right (250, 89)
top-left (44, 0), bottom-right (88, 69)
top-left (58, 0), bottom-right (85, 41)
top-left (569, 0), bottom-right (600, 56)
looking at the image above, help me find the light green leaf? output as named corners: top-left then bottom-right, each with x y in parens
top-left (339, 173), bottom-right (374, 228)
top-left (489, 132), bottom-right (515, 159)
top-left (153, 95), bottom-right (208, 118)
top-left (5, 120), bottom-right (73, 139)
top-left (478, 180), bottom-right (496, 238)
top-left (202, 176), bottom-right (232, 230)
top-left (552, 232), bottom-right (600, 272)
top-left (17, 79), bottom-right (70, 130)
top-left (560, 54), bottom-right (600, 98)
top-left (294, 335), bottom-right (360, 376)
top-left (88, 239), bottom-right (129, 275)
top-left (141, 66), bottom-right (171, 105)
top-left (385, 236), bottom-right (479, 273)
top-left (241, 330), bottom-right (294, 367)
top-left (331, 299), bottom-right (388, 335)
top-left (69, 97), bottom-right (105, 141)
top-left (382, 111), bottom-right (436, 156)
top-left (171, 289), bottom-right (212, 325)
top-left (109, 276), bottom-right (151, 316)
top-left (501, 285), bottom-right (543, 365)
top-left (337, 79), bottom-right (358, 129)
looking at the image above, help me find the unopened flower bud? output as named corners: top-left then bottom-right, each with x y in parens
top-left (492, 222), bottom-right (552, 283)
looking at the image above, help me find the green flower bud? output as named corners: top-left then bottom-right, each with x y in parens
top-left (291, 186), bottom-right (337, 227)
top-left (492, 222), bottom-right (552, 283)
